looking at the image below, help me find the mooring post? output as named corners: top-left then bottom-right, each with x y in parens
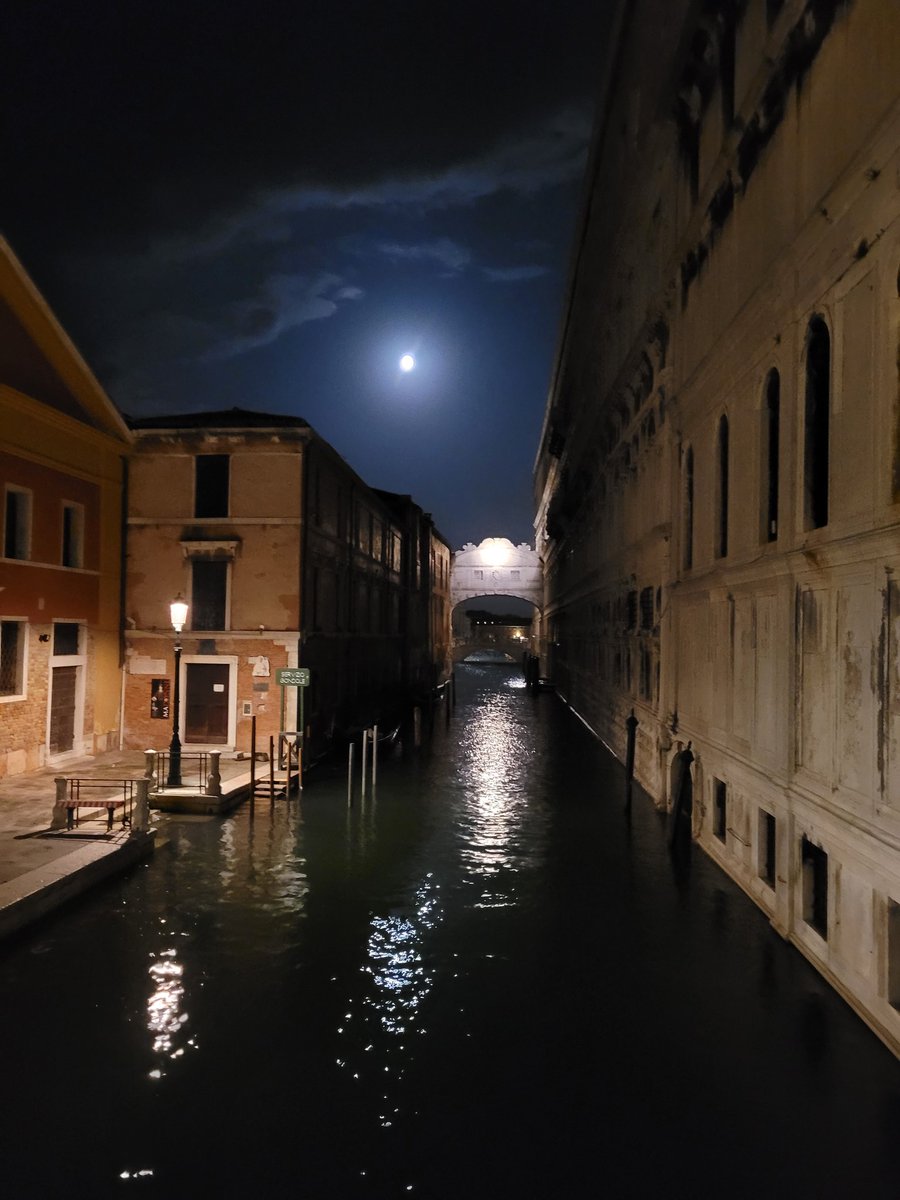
top-left (624, 708), bottom-right (638, 809)
top-left (51, 777), bottom-right (68, 830)
top-left (361, 729), bottom-right (369, 800)
top-left (372, 725), bottom-right (378, 790)
top-left (667, 741), bottom-right (694, 848)
top-left (143, 749), bottom-right (157, 785)
top-left (269, 735), bottom-right (275, 805)
top-left (347, 742), bottom-right (355, 806)
top-left (134, 778), bottom-right (150, 832)
top-left (208, 751), bottom-right (222, 798)
top-left (249, 715), bottom-right (257, 808)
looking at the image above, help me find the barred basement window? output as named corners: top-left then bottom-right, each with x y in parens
top-left (0, 620), bottom-right (25, 696)
top-left (758, 810), bottom-right (776, 888)
top-left (801, 837), bottom-right (828, 939)
top-left (888, 900), bottom-right (900, 1009)
top-left (713, 779), bottom-right (727, 843)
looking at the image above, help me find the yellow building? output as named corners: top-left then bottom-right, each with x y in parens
top-left (0, 238), bottom-right (132, 776)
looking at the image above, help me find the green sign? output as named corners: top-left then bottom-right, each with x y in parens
top-left (276, 667), bottom-right (310, 687)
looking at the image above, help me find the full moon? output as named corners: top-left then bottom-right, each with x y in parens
top-left (399, 353), bottom-right (415, 372)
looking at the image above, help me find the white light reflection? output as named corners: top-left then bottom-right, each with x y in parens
top-left (146, 949), bottom-right (190, 1069)
top-left (362, 876), bottom-right (440, 1037)
top-left (455, 696), bottom-right (540, 893)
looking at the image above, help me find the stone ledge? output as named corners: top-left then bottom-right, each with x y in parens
top-left (0, 831), bottom-right (155, 941)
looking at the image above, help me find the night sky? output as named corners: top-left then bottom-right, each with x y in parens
top-left (3, 1), bottom-right (611, 549)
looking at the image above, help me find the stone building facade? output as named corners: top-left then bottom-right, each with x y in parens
top-left (123, 410), bottom-right (450, 764)
top-left (535, 0), bottom-right (900, 1052)
top-left (0, 238), bottom-right (131, 777)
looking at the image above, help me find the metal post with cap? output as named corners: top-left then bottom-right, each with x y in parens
top-left (167, 593), bottom-right (188, 787)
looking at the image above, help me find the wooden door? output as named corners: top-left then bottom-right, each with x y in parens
top-left (185, 663), bottom-right (230, 744)
top-left (49, 665), bottom-right (77, 754)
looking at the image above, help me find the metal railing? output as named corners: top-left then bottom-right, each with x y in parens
top-left (152, 751), bottom-right (211, 793)
top-left (60, 778), bottom-right (135, 830)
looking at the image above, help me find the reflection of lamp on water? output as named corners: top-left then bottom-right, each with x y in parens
top-left (167, 594), bottom-right (188, 787)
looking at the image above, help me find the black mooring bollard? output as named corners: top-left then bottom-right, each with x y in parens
top-left (666, 741), bottom-right (694, 847)
top-left (624, 708), bottom-right (638, 808)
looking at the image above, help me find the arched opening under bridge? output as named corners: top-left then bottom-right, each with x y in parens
top-left (450, 538), bottom-right (541, 663)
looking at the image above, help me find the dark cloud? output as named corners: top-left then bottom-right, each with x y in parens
top-left (1, 0), bottom-right (613, 547)
top-left (482, 265), bottom-right (550, 284)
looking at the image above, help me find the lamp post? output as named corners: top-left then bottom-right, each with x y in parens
top-left (167, 594), bottom-right (189, 787)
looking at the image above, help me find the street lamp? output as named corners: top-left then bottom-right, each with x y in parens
top-left (167, 594), bottom-right (188, 787)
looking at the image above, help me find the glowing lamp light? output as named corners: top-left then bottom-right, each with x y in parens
top-left (481, 538), bottom-right (510, 568)
top-left (170, 594), bottom-right (188, 634)
top-left (399, 353), bottom-right (415, 373)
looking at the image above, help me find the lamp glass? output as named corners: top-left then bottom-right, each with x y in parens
top-left (170, 596), bottom-right (189, 633)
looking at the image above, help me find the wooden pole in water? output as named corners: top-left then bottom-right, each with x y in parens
top-left (250, 716), bottom-right (257, 807)
top-left (269, 735), bottom-right (275, 804)
top-left (347, 742), bottom-right (354, 806)
top-left (361, 729), bottom-right (368, 800)
top-left (372, 725), bottom-right (378, 790)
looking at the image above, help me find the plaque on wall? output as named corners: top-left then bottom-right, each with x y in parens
top-left (150, 679), bottom-right (170, 719)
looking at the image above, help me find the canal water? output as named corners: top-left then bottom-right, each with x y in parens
top-left (3, 664), bottom-right (900, 1198)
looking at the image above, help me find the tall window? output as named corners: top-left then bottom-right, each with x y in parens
top-left (683, 446), bottom-right (694, 570)
top-left (62, 502), bottom-right (84, 567)
top-left (191, 560), bottom-right (228, 630)
top-left (0, 620), bottom-right (25, 696)
top-left (764, 370), bottom-right (780, 542)
top-left (715, 415), bottom-right (729, 558)
top-left (194, 456), bottom-right (230, 519)
top-left (804, 318), bottom-right (830, 530)
top-left (4, 486), bottom-right (31, 559)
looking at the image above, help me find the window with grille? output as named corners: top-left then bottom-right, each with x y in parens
top-left (0, 620), bottom-right (25, 696)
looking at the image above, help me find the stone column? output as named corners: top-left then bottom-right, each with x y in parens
top-left (207, 752), bottom-right (222, 798)
top-left (133, 778), bottom-right (150, 832)
top-left (50, 777), bottom-right (68, 830)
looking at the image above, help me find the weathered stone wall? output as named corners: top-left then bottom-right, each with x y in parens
top-left (536, 0), bottom-right (900, 1054)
